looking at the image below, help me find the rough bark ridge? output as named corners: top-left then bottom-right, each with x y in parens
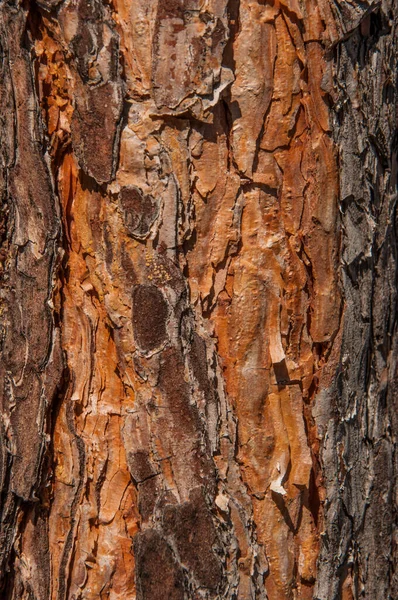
top-left (0, 0), bottom-right (396, 599)
top-left (0, 4), bottom-right (63, 593)
top-left (315, 1), bottom-right (398, 598)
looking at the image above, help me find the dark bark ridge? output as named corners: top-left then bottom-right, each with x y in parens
top-left (0, 1), bottom-right (63, 587)
top-left (315, 1), bottom-right (398, 598)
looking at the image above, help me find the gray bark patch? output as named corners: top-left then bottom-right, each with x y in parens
top-left (120, 186), bottom-right (159, 239)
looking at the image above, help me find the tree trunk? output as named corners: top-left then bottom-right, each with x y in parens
top-left (0, 0), bottom-right (396, 599)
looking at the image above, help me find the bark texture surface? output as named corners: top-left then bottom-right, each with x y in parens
top-left (0, 0), bottom-right (396, 599)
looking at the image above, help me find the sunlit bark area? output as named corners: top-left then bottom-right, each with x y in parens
top-left (0, 0), bottom-right (396, 599)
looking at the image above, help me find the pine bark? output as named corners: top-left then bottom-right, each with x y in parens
top-left (0, 1), bottom-right (396, 599)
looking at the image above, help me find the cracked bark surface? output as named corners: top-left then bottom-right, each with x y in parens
top-left (0, 0), bottom-right (396, 599)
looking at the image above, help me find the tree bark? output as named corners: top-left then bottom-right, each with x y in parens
top-left (0, 0), bottom-right (396, 599)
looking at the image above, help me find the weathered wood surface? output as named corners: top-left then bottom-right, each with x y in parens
top-left (0, 0), bottom-right (396, 599)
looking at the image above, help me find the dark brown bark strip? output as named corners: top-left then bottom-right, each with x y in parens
top-left (315, 2), bottom-right (398, 598)
top-left (0, 0), bottom-right (62, 586)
